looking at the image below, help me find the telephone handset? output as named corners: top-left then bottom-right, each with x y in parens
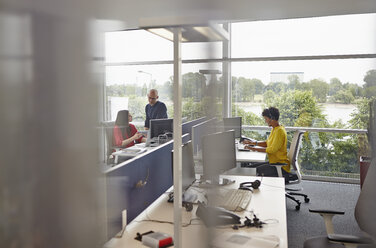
top-left (196, 201), bottom-right (241, 227)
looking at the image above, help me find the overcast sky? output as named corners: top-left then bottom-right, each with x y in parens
top-left (105, 13), bottom-right (376, 86)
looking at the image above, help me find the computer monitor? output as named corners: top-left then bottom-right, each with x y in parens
top-left (223, 117), bottom-right (242, 138)
top-left (149, 118), bottom-right (173, 139)
top-left (171, 141), bottom-right (198, 203)
top-left (191, 118), bottom-right (219, 156)
top-left (171, 141), bottom-right (196, 192)
top-left (202, 130), bottom-right (236, 184)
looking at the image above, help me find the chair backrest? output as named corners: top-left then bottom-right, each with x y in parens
top-left (355, 157), bottom-right (376, 241)
top-left (287, 131), bottom-right (305, 183)
top-left (103, 121), bottom-right (116, 160)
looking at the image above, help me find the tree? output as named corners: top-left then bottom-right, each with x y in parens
top-left (264, 82), bottom-right (286, 94)
top-left (128, 96), bottom-right (146, 121)
top-left (251, 78), bottom-right (264, 94)
top-left (158, 80), bottom-right (172, 100)
top-left (329, 78), bottom-right (343, 96)
top-left (363, 70), bottom-right (376, 99)
top-left (141, 83), bottom-right (147, 96)
top-left (267, 90), bottom-right (325, 127)
top-left (308, 79), bottom-right (329, 103)
top-left (263, 90), bottom-right (276, 106)
top-left (343, 83), bottom-right (363, 98)
top-left (330, 89), bottom-right (354, 104)
top-left (182, 98), bottom-right (204, 121)
top-left (182, 72), bottom-right (206, 100)
top-left (349, 98), bottom-right (371, 129)
top-left (287, 75), bottom-right (301, 90)
top-left (363, 69), bottom-right (376, 88)
top-left (233, 77), bottom-right (255, 102)
top-left (232, 105), bottom-right (264, 126)
top-left (106, 84), bottom-right (126, 97)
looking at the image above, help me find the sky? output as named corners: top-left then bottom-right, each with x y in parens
top-left (105, 13), bottom-right (376, 86)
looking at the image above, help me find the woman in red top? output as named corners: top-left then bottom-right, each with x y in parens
top-left (113, 110), bottom-right (146, 148)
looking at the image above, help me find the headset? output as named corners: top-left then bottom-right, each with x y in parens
top-left (263, 107), bottom-right (279, 121)
top-left (232, 214), bottom-right (264, 230)
top-left (238, 179), bottom-right (261, 191)
top-left (135, 168), bottom-right (149, 188)
top-left (182, 202), bottom-right (193, 212)
top-left (268, 107), bottom-right (279, 120)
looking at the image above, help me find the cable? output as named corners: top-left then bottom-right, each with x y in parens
top-left (134, 208), bottom-right (202, 227)
top-left (261, 183), bottom-right (286, 189)
top-left (262, 219), bottom-right (279, 225)
top-left (136, 218), bottom-right (202, 227)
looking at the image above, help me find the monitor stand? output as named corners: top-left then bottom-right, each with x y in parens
top-left (201, 175), bottom-right (235, 186)
top-left (167, 191), bottom-right (198, 203)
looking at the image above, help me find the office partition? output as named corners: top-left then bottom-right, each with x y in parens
top-left (104, 134), bottom-right (190, 239)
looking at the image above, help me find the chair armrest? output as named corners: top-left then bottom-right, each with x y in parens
top-left (309, 209), bottom-right (345, 215)
top-left (269, 163), bottom-right (288, 166)
top-left (269, 163), bottom-right (287, 177)
top-left (309, 209), bottom-right (345, 235)
top-left (328, 234), bottom-right (374, 247)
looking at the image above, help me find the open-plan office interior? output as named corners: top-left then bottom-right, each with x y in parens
top-left (1, 0), bottom-right (376, 247)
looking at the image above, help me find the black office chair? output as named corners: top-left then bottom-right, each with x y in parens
top-left (304, 157), bottom-right (376, 248)
top-left (244, 130), bottom-right (309, 210)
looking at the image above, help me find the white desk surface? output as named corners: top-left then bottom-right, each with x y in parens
top-left (194, 146), bottom-right (266, 164)
top-left (236, 148), bottom-right (266, 163)
top-left (104, 176), bottom-right (287, 248)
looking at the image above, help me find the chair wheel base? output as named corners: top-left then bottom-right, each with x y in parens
top-left (305, 198), bottom-right (310, 203)
top-left (295, 204), bottom-right (301, 211)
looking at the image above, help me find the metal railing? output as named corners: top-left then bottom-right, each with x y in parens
top-left (243, 125), bottom-right (368, 184)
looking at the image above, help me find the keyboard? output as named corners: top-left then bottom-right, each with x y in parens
top-left (219, 189), bottom-right (252, 212)
top-left (237, 143), bottom-right (252, 151)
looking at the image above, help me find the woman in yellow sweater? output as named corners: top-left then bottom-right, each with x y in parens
top-left (244, 107), bottom-right (290, 178)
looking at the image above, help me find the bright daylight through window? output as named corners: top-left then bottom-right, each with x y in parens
top-left (104, 13), bottom-right (376, 179)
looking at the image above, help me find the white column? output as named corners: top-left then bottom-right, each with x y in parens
top-left (173, 27), bottom-right (183, 248)
top-left (222, 22), bottom-right (232, 118)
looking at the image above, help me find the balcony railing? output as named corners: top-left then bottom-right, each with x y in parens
top-left (243, 125), bottom-right (368, 184)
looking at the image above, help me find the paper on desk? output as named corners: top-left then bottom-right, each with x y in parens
top-left (211, 232), bottom-right (279, 248)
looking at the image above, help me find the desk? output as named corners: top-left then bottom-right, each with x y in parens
top-left (222, 148), bottom-right (266, 176)
top-left (104, 176), bottom-right (287, 248)
top-left (111, 144), bottom-right (153, 164)
top-left (236, 149), bottom-right (266, 163)
top-left (194, 148), bottom-right (266, 176)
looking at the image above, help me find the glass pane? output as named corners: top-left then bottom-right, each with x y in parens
top-left (182, 42), bottom-right (223, 60)
top-left (232, 13), bottom-right (376, 58)
top-left (105, 30), bottom-right (223, 62)
top-left (105, 62), bottom-right (224, 125)
top-left (182, 63), bottom-right (223, 121)
top-left (105, 64), bottom-right (173, 128)
top-left (299, 132), bottom-right (361, 179)
top-left (232, 58), bottom-right (376, 127)
top-left (105, 30), bottom-right (173, 63)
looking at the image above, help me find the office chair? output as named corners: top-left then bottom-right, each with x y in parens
top-left (244, 130), bottom-right (309, 210)
top-left (275, 130), bottom-right (310, 210)
top-left (303, 157), bottom-right (376, 248)
top-left (103, 121), bottom-right (121, 165)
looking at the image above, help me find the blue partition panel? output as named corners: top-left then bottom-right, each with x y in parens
top-left (182, 117), bottom-right (207, 139)
top-left (105, 134), bottom-right (190, 239)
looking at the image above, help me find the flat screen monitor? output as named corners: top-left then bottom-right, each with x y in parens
top-left (171, 141), bottom-right (196, 192)
top-left (191, 118), bottom-right (218, 156)
top-left (202, 130), bottom-right (236, 184)
top-left (149, 118), bottom-right (173, 139)
top-left (171, 141), bottom-right (198, 203)
top-left (223, 117), bottom-right (242, 138)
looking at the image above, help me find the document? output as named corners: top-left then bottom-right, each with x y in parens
top-left (212, 232), bottom-right (280, 248)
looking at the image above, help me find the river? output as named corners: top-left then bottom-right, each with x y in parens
top-left (236, 102), bottom-right (357, 125)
